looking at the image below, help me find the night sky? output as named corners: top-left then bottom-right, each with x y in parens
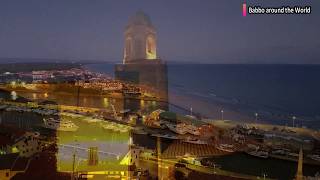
top-left (0, 0), bottom-right (319, 64)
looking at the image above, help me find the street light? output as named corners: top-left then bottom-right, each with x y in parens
top-left (221, 109), bottom-right (224, 121)
top-left (292, 116), bottom-right (296, 128)
top-left (255, 113), bottom-right (258, 124)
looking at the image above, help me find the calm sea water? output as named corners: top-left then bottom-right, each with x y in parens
top-left (86, 63), bottom-right (320, 129)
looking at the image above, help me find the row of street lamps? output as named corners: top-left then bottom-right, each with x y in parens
top-left (190, 106), bottom-right (299, 128)
top-left (219, 109), bottom-right (298, 128)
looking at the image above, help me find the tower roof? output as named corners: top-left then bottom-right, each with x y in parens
top-left (127, 11), bottom-right (153, 27)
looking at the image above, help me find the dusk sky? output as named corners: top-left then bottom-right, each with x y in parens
top-left (0, 0), bottom-right (319, 64)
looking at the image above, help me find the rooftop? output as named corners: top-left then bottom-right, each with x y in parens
top-left (0, 153), bottom-right (30, 171)
top-left (127, 11), bottom-right (154, 28)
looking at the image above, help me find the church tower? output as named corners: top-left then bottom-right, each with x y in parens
top-left (115, 11), bottom-right (168, 111)
top-left (123, 11), bottom-right (157, 64)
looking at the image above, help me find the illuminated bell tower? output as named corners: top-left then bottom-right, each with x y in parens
top-left (124, 11), bottom-right (157, 64)
top-left (116, 11), bottom-right (168, 111)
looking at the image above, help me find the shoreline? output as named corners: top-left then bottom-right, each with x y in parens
top-left (1, 102), bottom-right (320, 179)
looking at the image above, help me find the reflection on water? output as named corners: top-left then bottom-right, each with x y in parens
top-left (16, 91), bottom-right (165, 114)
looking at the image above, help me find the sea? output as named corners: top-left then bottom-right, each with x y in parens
top-left (85, 63), bottom-right (320, 130)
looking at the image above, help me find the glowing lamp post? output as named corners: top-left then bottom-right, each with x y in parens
top-left (292, 116), bottom-right (296, 128)
top-left (221, 110), bottom-right (224, 121)
top-left (255, 113), bottom-right (258, 124)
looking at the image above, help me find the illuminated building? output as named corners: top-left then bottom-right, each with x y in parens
top-left (32, 71), bottom-right (52, 82)
top-left (10, 132), bottom-right (43, 157)
top-left (115, 11), bottom-right (168, 110)
top-left (120, 147), bottom-right (141, 166)
top-left (123, 11), bottom-right (157, 63)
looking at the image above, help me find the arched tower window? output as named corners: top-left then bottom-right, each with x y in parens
top-left (124, 37), bottom-right (132, 63)
top-left (146, 35), bottom-right (156, 59)
top-left (123, 11), bottom-right (158, 63)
